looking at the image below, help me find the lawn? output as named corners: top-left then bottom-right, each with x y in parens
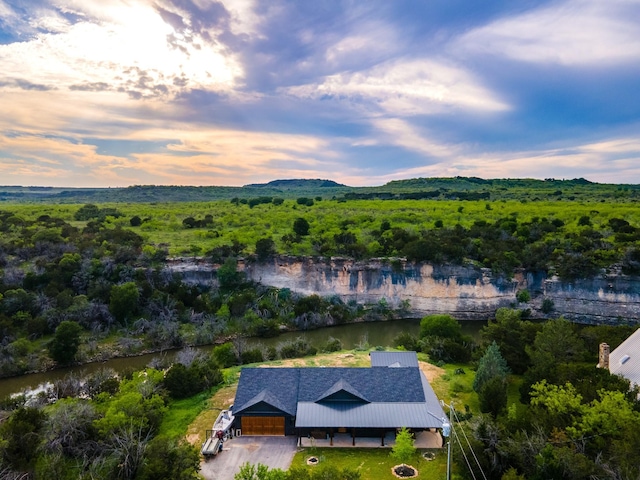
top-left (290, 447), bottom-right (447, 480)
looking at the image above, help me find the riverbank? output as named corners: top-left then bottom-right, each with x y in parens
top-left (0, 318), bottom-right (487, 399)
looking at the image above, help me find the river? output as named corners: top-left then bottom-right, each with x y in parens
top-left (0, 319), bottom-right (486, 399)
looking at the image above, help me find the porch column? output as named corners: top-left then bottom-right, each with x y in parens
top-left (381, 429), bottom-right (385, 446)
top-left (352, 428), bottom-right (355, 446)
top-left (330, 428), bottom-right (333, 446)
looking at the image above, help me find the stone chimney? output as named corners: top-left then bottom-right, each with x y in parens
top-left (598, 343), bottom-right (610, 369)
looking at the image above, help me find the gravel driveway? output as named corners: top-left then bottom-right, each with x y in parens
top-left (200, 436), bottom-right (298, 480)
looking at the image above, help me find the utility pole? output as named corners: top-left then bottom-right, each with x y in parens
top-left (440, 400), bottom-right (453, 480)
top-left (447, 402), bottom-right (453, 480)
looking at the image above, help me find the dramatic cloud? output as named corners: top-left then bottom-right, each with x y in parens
top-left (456, 0), bottom-right (640, 66)
top-left (0, 0), bottom-right (639, 186)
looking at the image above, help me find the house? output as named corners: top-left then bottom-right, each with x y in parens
top-left (600, 328), bottom-right (640, 388)
top-left (232, 351), bottom-right (447, 445)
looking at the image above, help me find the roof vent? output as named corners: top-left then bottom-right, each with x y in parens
top-left (620, 354), bottom-right (631, 365)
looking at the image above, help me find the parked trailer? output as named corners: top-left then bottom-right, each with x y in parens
top-left (201, 407), bottom-right (235, 459)
top-left (201, 430), bottom-right (223, 458)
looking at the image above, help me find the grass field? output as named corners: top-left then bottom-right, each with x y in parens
top-left (4, 198), bottom-right (640, 256)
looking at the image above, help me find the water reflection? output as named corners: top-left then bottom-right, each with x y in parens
top-left (0, 319), bottom-right (486, 398)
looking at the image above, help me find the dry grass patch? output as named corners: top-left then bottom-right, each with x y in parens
top-left (185, 383), bottom-right (237, 447)
top-left (417, 360), bottom-right (446, 382)
top-left (258, 351), bottom-right (371, 369)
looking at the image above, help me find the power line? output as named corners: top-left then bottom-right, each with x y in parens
top-left (452, 423), bottom-right (477, 480)
top-left (453, 408), bottom-right (489, 480)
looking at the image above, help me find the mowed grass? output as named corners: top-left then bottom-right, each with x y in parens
top-left (290, 448), bottom-right (447, 480)
top-left (430, 362), bottom-right (479, 413)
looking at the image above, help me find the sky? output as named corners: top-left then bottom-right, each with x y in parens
top-left (1, 0), bottom-right (640, 187)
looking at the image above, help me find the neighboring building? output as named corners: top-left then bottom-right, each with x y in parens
top-left (232, 351), bottom-right (446, 445)
top-left (605, 328), bottom-right (640, 388)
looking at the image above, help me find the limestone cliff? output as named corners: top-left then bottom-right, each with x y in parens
top-left (168, 257), bottom-right (640, 324)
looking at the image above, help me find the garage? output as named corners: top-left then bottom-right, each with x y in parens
top-left (241, 416), bottom-right (285, 436)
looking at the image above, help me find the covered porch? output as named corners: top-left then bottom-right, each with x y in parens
top-left (297, 428), bottom-right (443, 449)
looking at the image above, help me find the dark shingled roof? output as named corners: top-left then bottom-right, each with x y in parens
top-left (233, 368), bottom-right (299, 416)
top-left (315, 378), bottom-right (369, 403)
top-left (298, 368), bottom-right (425, 403)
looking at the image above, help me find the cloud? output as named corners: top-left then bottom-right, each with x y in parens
top-left (371, 118), bottom-right (458, 159)
top-left (285, 58), bottom-right (509, 116)
top-left (0, 124), bottom-right (341, 187)
top-left (1, 0), bottom-right (640, 187)
top-left (456, 0), bottom-right (640, 66)
top-left (0, 0), bottom-right (241, 100)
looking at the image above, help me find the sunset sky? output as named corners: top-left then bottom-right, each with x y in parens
top-left (1, 0), bottom-right (640, 187)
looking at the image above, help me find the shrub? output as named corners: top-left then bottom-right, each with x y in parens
top-left (516, 290), bottom-right (530, 303)
top-left (278, 337), bottom-right (316, 359)
top-left (212, 343), bottom-right (237, 368)
top-left (240, 348), bottom-right (264, 364)
top-left (293, 217), bottom-right (311, 236)
top-left (393, 332), bottom-right (420, 351)
top-left (321, 336), bottom-right (342, 352)
top-left (541, 298), bottom-right (555, 314)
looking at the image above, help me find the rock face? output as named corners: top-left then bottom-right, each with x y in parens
top-left (170, 257), bottom-right (640, 324)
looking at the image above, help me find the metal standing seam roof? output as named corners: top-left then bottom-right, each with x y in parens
top-left (609, 328), bottom-right (640, 387)
top-left (370, 351), bottom-right (420, 368)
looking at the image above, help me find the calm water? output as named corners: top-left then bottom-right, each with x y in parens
top-left (0, 319), bottom-right (486, 398)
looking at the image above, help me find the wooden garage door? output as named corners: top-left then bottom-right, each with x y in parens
top-left (242, 416), bottom-right (285, 435)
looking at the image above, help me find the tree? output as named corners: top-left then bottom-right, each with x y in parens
top-left (473, 341), bottom-right (509, 392)
top-left (163, 363), bottom-right (203, 399)
top-left (481, 308), bottom-right (539, 374)
top-left (520, 318), bottom-right (586, 402)
top-left (293, 217), bottom-right (310, 236)
top-left (49, 320), bottom-right (83, 364)
top-left (474, 342), bottom-right (509, 417)
top-left (0, 407), bottom-right (46, 471)
top-left (137, 437), bottom-right (200, 480)
top-left (216, 258), bottom-right (245, 289)
top-left (478, 376), bottom-right (508, 417)
top-left (419, 314), bottom-right (461, 340)
top-left (528, 318), bottom-right (584, 372)
top-left (74, 204), bottom-right (100, 221)
top-left (255, 238), bottom-right (276, 262)
top-left (130, 215), bottom-right (142, 226)
top-left (391, 427), bottom-right (416, 466)
top-left (109, 282), bottom-right (140, 323)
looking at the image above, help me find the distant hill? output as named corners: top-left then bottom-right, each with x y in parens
top-left (244, 179), bottom-right (346, 188)
top-left (0, 177), bottom-right (637, 203)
